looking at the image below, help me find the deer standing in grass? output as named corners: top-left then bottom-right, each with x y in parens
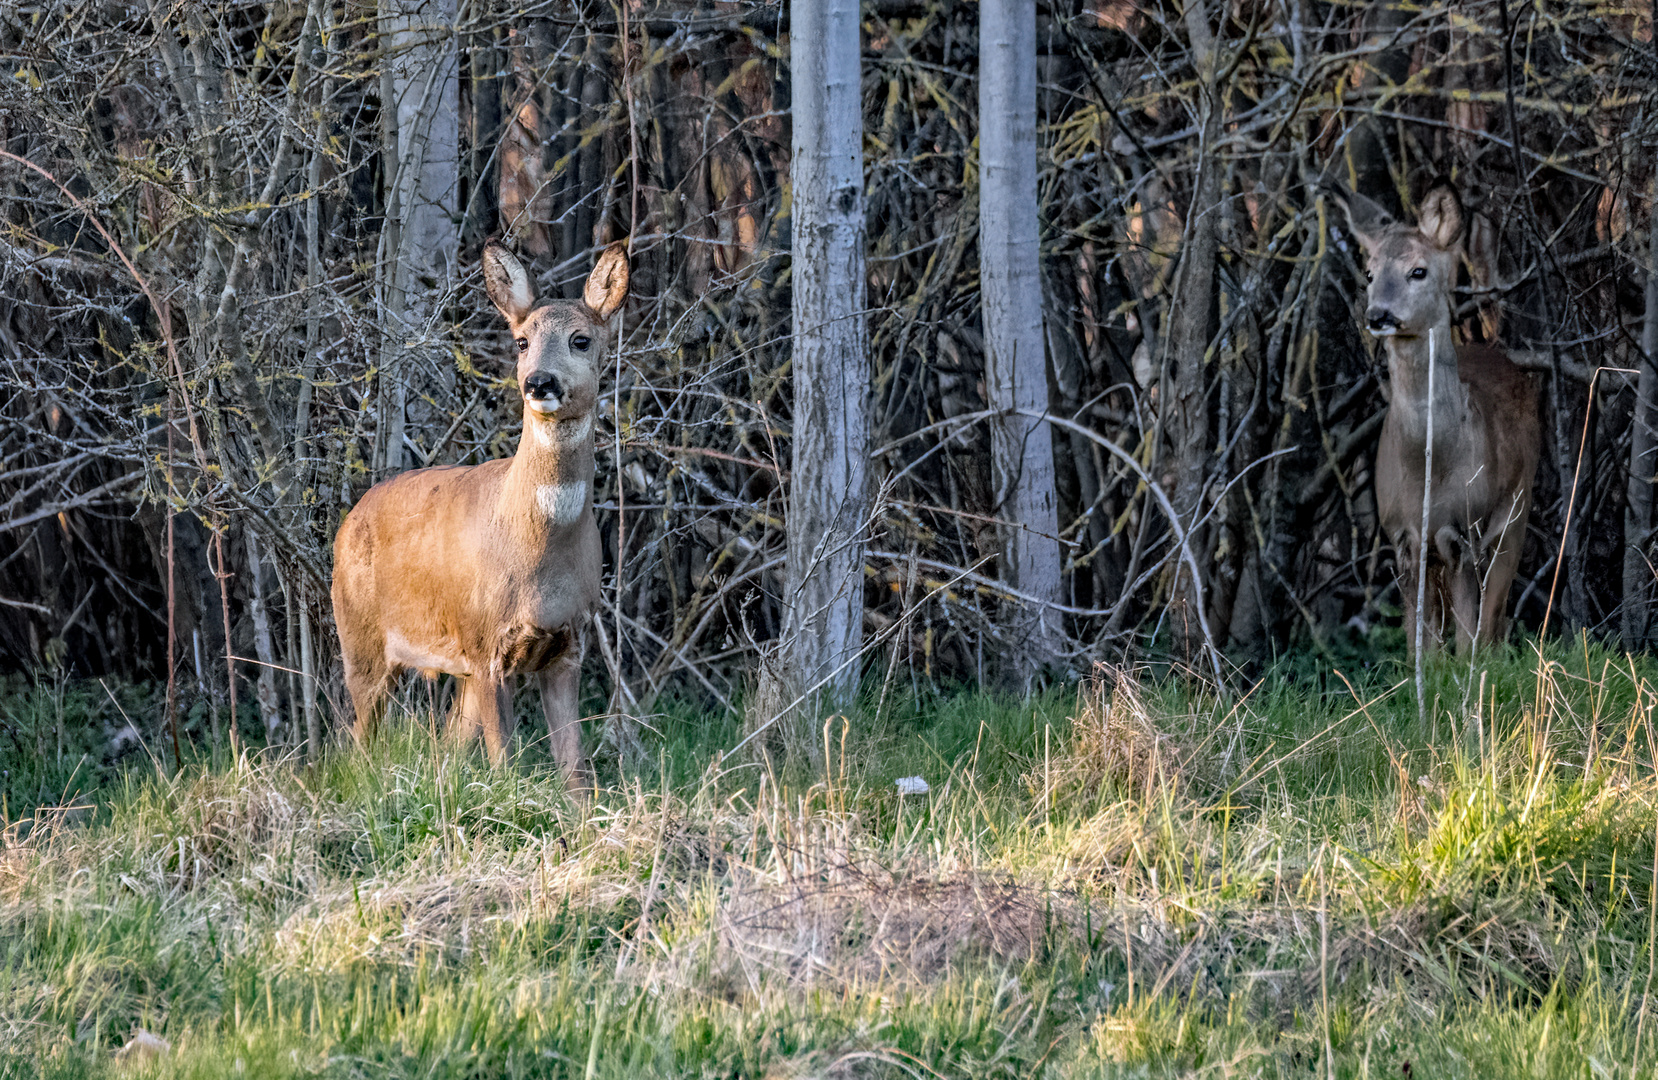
top-left (332, 242), bottom-right (627, 785)
top-left (1343, 182), bottom-right (1540, 654)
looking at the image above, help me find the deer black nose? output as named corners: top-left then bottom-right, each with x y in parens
top-left (1366, 307), bottom-right (1400, 333)
top-left (523, 372), bottom-right (563, 401)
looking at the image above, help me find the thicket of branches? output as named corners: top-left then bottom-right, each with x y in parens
top-left (2, 0), bottom-right (1656, 748)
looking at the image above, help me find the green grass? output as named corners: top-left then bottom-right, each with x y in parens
top-left (4, 639), bottom-right (1658, 1078)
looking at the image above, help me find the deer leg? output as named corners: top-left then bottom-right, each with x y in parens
top-left (342, 646), bottom-right (390, 750)
top-left (1448, 562), bottom-right (1482, 656)
top-left (1398, 530), bottom-right (1435, 659)
top-left (452, 675), bottom-right (486, 748)
top-left (1478, 515), bottom-right (1528, 648)
top-left (1425, 564), bottom-right (1450, 652)
top-left (478, 678), bottom-right (516, 766)
top-left (539, 649), bottom-right (591, 793)
top-left (1435, 526), bottom-right (1481, 656)
top-left (1397, 533), bottom-right (1415, 659)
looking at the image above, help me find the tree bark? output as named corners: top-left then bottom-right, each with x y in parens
top-left (376, 0), bottom-right (460, 477)
top-left (463, 13), bottom-right (501, 251)
top-left (246, 531), bottom-right (283, 745)
top-left (784, 0), bottom-right (868, 707)
top-left (1165, 0), bottom-right (1223, 669)
top-left (1346, 0), bottom-right (1411, 211)
top-left (980, 0), bottom-right (1062, 680)
top-left (1624, 154), bottom-right (1658, 650)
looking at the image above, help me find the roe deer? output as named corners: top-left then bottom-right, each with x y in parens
top-left (332, 241), bottom-right (628, 783)
top-left (1342, 182), bottom-right (1540, 654)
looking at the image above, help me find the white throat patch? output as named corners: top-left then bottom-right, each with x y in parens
top-left (559, 414), bottom-right (593, 444)
top-left (536, 480), bottom-right (588, 527)
top-left (531, 413), bottom-right (593, 449)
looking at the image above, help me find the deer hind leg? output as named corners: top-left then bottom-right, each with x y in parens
top-left (539, 647), bottom-right (592, 793)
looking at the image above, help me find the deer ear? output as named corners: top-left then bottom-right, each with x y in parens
top-left (1418, 182), bottom-right (1465, 250)
top-left (1340, 190), bottom-right (1395, 254)
top-left (483, 242), bottom-right (536, 325)
top-left (584, 243), bottom-right (630, 322)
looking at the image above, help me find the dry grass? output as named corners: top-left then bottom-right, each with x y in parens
top-left (3, 646), bottom-right (1658, 1076)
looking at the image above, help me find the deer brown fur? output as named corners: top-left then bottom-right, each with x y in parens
top-left (331, 242), bottom-right (627, 783)
top-left (1343, 182), bottom-right (1540, 654)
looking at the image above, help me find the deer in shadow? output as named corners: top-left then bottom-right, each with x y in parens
top-left (1341, 181), bottom-right (1540, 655)
top-left (331, 242), bottom-right (627, 787)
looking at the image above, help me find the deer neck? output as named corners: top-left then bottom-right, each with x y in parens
top-left (1382, 321), bottom-right (1464, 450)
top-left (502, 412), bottom-right (596, 537)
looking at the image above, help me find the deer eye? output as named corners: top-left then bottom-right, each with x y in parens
top-left (571, 334), bottom-right (591, 351)
top-left (515, 337), bottom-right (529, 353)
top-left (1409, 267), bottom-right (1427, 280)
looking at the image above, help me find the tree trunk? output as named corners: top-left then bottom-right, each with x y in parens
top-left (980, 0), bottom-right (1062, 681)
top-left (784, 0), bottom-right (868, 708)
top-left (1624, 154), bottom-right (1658, 650)
top-left (463, 15), bottom-right (501, 251)
top-left (1347, 0), bottom-right (1411, 212)
top-left (245, 531), bottom-right (283, 745)
top-left (300, 585), bottom-right (320, 759)
top-left (376, 0), bottom-right (460, 477)
top-left (1165, 0), bottom-right (1222, 669)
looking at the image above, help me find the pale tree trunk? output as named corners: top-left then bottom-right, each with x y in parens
top-left (1624, 153), bottom-right (1658, 651)
top-left (300, 592), bottom-right (320, 760)
top-left (980, 0), bottom-right (1062, 681)
top-left (784, 0), bottom-right (868, 708)
top-left (376, 0), bottom-right (460, 476)
top-left (245, 531), bottom-right (283, 745)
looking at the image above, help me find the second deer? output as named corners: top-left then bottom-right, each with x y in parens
top-left (1343, 182), bottom-right (1540, 654)
top-left (332, 242), bottom-right (627, 785)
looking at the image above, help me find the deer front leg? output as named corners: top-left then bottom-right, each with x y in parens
top-left (1436, 525), bottom-right (1481, 656)
top-left (1397, 530), bottom-right (1431, 659)
top-left (456, 676), bottom-right (515, 764)
top-left (452, 675), bottom-right (484, 746)
top-left (479, 678), bottom-right (516, 766)
top-left (1477, 505), bottom-right (1528, 649)
top-left (341, 645), bottom-right (390, 751)
top-left (539, 649), bottom-right (592, 793)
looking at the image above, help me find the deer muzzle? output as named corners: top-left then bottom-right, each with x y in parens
top-left (1365, 307), bottom-right (1402, 335)
top-left (523, 372), bottom-right (564, 414)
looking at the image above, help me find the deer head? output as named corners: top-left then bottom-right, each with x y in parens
top-left (482, 241), bottom-right (629, 436)
top-left (1343, 182), bottom-right (1464, 341)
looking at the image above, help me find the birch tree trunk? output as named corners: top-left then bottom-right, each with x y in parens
top-left (1623, 155), bottom-right (1658, 650)
top-left (784, 0), bottom-right (868, 707)
top-left (980, 0), bottom-right (1062, 680)
top-left (375, 0), bottom-right (460, 476)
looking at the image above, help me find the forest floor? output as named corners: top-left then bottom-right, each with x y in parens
top-left (3, 641), bottom-right (1658, 1078)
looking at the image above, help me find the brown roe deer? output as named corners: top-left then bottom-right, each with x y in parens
top-left (332, 242), bottom-right (627, 784)
top-left (1343, 182), bottom-right (1539, 654)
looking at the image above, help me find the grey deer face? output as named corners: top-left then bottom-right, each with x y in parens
top-left (1343, 183), bottom-right (1464, 340)
top-left (482, 242), bottom-right (629, 426)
